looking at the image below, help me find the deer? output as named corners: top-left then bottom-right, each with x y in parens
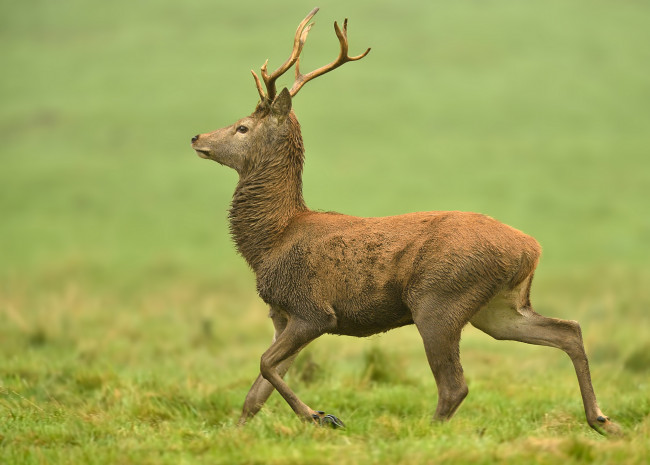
top-left (190, 7), bottom-right (621, 435)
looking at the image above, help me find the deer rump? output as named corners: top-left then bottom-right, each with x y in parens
top-left (256, 210), bottom-right (540, 338)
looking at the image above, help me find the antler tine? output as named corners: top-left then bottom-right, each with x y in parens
top-left (251, 69), bottom-right (266, 101)
top-left (290, 17), bottom-right (371, 98)
top-left (253, 7), bottom-right (319, 102)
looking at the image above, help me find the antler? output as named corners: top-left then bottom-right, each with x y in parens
top-left (251, 7), bottom-right (318, 102)
top-left (290, 18), bottom-right (371, 97)
top-left (251, 8), bottom-right (371, 103)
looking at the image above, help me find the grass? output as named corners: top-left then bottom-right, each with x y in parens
top-left (1, 278), bottom-right (649, 465)
top-left (1, 0), bottom-right (650, 463)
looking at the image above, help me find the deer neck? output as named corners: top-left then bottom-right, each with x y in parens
top-left (228, 118), bottom-right (308, 270)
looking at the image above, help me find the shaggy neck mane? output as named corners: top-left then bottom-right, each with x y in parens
top-left (229, 112), bottom-right (308, 270)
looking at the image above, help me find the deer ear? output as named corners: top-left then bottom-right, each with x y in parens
top-left (271, 88), bottom-right (292, 121)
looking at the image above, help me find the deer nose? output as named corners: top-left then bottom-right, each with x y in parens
top-left (191, 134), bottom-right (200, 143)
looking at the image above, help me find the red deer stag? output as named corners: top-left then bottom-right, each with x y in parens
top-left (190, 7), bottom-right (620, 435)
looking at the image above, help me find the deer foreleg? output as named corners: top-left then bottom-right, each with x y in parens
top-left (258, 317), bottom-right (333, 424)
top-left (238, 357), bottom-right (299, 425)
top-left (239, 308), bottom-right (299, 425)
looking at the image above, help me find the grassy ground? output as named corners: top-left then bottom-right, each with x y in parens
top-left (1, 0), bottom-right (649, 463)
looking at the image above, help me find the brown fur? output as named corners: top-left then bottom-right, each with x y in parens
top-left (189, 20), bottom-right (620, 435)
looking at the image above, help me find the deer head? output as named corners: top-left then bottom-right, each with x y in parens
top-left (190, 7), bottom-right (370, 175)
top-left (191, 89), bottom-right (294, 175)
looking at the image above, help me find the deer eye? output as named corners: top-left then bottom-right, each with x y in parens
top-left (236, 125), bottom-right (248, 134)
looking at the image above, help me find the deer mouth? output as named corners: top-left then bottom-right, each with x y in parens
top-left (195, 149), bottom-right (212, 159)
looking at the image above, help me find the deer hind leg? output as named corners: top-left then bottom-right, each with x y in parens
top-left (469, 280), bottom-right (621, 436)
top-left (239, 307), bottom-right (301, 425)
top-left (411, 300), bottom-right (471, 422)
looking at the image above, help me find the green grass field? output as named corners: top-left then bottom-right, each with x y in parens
top-left (1, 0), bottom-right (649, 463)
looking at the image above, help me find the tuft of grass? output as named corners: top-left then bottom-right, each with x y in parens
top-left (565, 437), bottom-right (596, 463)
top-left (624, 344), bottom-right (650, 373)
top-left (361, 344), bottom-right (403, 385)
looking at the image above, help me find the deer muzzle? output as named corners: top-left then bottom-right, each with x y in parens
top-left (191, 134), bottom-right (212, 159)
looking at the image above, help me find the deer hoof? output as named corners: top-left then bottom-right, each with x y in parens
top-left (592, 416), bottom-right (623, 437)
top-left (312, 410), bottom-right (345, 429)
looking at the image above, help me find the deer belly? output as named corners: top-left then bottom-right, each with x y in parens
top-left (329, 281), bottom-right (413, 337)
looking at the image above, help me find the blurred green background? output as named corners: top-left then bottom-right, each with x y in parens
top-left (1, 0), bottom-right (649, 463)
top-left (2, 0), bottom-right (649, 284)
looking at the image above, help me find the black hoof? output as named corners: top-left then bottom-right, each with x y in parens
top-left (597, 415), bottom-right (609, 423)
top-left (312, 411), bottom-right (345, 429)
